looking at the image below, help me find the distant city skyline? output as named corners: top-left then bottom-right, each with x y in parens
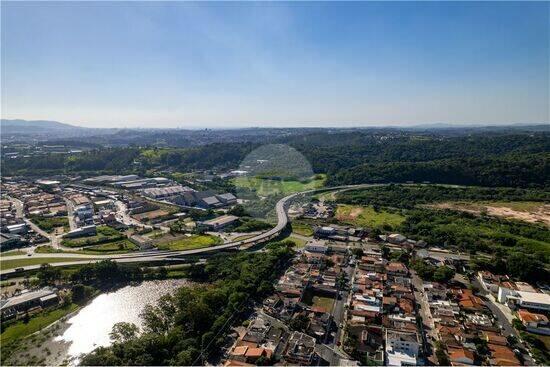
top-left (1, 1), bottom-right (549, 128)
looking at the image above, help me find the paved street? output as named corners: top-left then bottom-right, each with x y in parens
top-left (411, 271), bottom-right (437, 365)
top-left (64, 197), bottom-right (77, 231)
top-left (471, 277), bottom-right (536, 366)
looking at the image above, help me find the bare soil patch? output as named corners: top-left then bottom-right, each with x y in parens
top-left (430, 202), bottom-right (550, 226)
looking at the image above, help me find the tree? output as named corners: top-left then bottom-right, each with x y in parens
top-left (380, 245), bottom-right (390, 260)
top-left (110, 322), bottom-right (139, 343)
top-left (435, 347), bottom-right (450, 366)
top-left (37, 263), bottom-right (62, 286)
top-left (350, 248), bottom-right (364, 258)
top-left (433, 266), bottom-right (456, 283)
top-left (71, 283), bottom-right (94, 304)
top-left (289, 313), bottom-right (310, 332)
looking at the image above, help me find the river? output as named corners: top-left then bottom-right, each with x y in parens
top-left (11, 279), bottom-right (189, 366)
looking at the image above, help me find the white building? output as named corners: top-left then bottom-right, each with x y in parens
top-left (499, 288), bottom-right (550, 312)
top-left (385, 329), bottom-right (420, 366)
top-left (305, 241), bottom-right (328, 254)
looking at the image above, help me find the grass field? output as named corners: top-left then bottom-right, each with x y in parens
top-left (1, 303), bottom-right (79, 344)
top-left (36, 240), bottom-right (138, 255)
top-left (336, 204), bottom-right (405, 229)
top-left (0, 257), bottom-right (98, 270)
top-left (312, 296), bottom-right (335, 312)
top-left (233, 174), bottom-right (326, 197)
top-left (156, 234), bottom-right (222, 251)
top-left (28, 215), bottom-right (69, 233)
top-left (288, 234), bottom-right (307, 248)
top-left (291, 222), bottom-right (314, 237)
top-left (61, 225), bottom-right (125, 248)
top-left (1, 250), bottom-right (28, 257)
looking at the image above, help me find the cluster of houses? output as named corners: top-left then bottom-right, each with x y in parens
top-left (224, 313), bottom-right (318, 366)
top-left (478, 271), bottom-right (550, 336)
top-left (224, 241), bottom-right (350, 366)
top-left (2, 181), bottom-right (67, 218)
top-left (423, 278), bottom-right (521, 366)
top-left (312, 225), bottom-right (427, 250)
top-left (345, 253), bottom-right (421, 366)
top-left (313, 225), bottom-right (366, 243)
top-left (301, 201), bottom-right (335, 220)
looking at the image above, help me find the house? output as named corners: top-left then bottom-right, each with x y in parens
top-left (284, 331), bottom-right (317, 365)
top-left (488, 344), bottom-right (520, 366)
top-left (448, 346), bottom-right (475, 366)
top-left (517, 309), bottom-right (550, 335)
top-left (129, 234), bottom-right (153, 250)
top-left (200, 215), bottom-right (239, 231)
top-left (386, 262), bottom-right (409, 276)
top-left (477, 271), bottom-right (508, 295)
top-left (387, 234), bottom-right (407, 244)
top-left (313, 226), bottom-right (336, 238)
top-left (304, 241), bottom-right (328, 254)
top-left (385, 329), bottom-right (420, 366)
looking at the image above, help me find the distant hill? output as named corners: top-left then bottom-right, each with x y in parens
top-left (0, 119), bottom-right (83, 134)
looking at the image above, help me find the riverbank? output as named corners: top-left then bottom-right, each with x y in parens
top-left (3, 279), bottom-right (190, 366)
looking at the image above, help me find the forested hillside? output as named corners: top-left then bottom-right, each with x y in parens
top-left (3, 131), bottom-right (548, 189)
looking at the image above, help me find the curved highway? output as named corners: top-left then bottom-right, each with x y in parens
top-left (1, 184), bottom-right (376, 276)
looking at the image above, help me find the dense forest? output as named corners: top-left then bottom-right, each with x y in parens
top-left (3, 131), bottom-right (549, 189)
top-left (79, 241), bottom-right (295, 365)
top-left (336, 185), bottom-right (550, 209)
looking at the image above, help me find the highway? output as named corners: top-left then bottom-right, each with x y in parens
top-left (1, 185), bottom-right (364, 275)
top-left (1, 183), bottom-right (467, 276)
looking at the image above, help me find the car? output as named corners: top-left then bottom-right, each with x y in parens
top-left (27, 253), bottom-right (32, 256)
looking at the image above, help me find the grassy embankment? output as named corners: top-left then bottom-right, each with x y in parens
top-left (0, 303), bottom-right (79, 346)
top-left (233, 174), bottom-right (326, 197)
top-left (336, 204), bottom-right (405, 229)
top-left (0, 257), bottom-right (99, 270)
top-left (1, 250), bottom-right (28, 257)
top-left (291, 221), bottom-right (314, 237)
top-left (156, 234), bottom-right (222, 251)
top-left (36, 241), bottom-right (138, 255)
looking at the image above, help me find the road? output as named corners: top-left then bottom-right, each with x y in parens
top-left (1, 184), bottom-right (470, 276)
top-left (64, 197), bottom-right (77, 231)
top-left (470, 277), bottom-right (535, 366)
top-left (411, 271), bottom-right (437, 365)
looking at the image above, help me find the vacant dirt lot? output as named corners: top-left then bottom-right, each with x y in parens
top-left (430, 201), bottom-right (550, 226)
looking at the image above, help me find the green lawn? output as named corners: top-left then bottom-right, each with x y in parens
top-left (156, 235), bottom-right (222, 251)
top-left (336, 204), bottom-right (405, 229)
top-left (36, 241), bottom-right (137, 255)
top-left (1, 303), bottom-right (79, 344)
top-left (28, 215), bottom-right (69, 233)
top-left (233, 174), bottom-right (326, 197)
top-left (291, 222), bottom-right (314, 237)
top-left (312, 296), bottom-right (335, 312)
top-left (1, 257), bottom-right (98, 270)
top-left (288, 234), bottom-right (307, 248)
top-left (1, 250), bottom-right (27, 257)
top-left (61, 225), bottom-right (125, 248)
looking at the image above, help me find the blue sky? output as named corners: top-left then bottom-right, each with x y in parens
top-left (1, 1), bottom-right (548, 128)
